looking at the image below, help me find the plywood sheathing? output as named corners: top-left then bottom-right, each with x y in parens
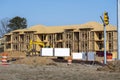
top-left (28, 22), bottom-right (117, 34)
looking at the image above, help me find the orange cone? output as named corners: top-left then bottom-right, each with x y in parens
top-left (107, 54), bottom-right (112, 61)
top-left (1, 52), bottom-right (8, 65)
top-left (67, 56), bottom-right (72, 65)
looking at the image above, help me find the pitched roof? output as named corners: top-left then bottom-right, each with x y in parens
top-left (29, 22), bottom-right (117, 33)
top-left (4, 21), bottom-right (117, 35)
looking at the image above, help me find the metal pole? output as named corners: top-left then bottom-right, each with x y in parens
top-left (104, 24), bottom-right (107, 64)
top-left (100, 16), bottom-right (107, 64)
top-left (117, 0), bottom-right (120, 60)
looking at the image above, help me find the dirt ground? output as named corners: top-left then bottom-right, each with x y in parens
top-left (0, 59), bottom-right (120, 80)
top-left (0, 51), bottom-right (120, 80)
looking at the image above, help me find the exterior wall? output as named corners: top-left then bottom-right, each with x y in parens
top-left (94, 31), bottom-right (104, 51)
top-left (4, 35), bottom-right (12, 51)
top-left (73, 32), bottom-right (79, 52)
top-left (0, 38), bottom-right (4, 52)
top-left (113, 31), bottom-right (117, 52)
top-left (93, 31), bottom-right (117, 54)
top-left (4, 31), bottom-right (35, 52)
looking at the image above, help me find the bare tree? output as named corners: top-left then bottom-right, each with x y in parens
top-left (0, 18), bottom-right (10, 38)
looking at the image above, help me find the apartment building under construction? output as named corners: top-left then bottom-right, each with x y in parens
top-left (3, 22), bottom-right (117, 56)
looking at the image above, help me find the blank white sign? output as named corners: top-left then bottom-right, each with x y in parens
top-left (41, 48), bottom-right (53, 56)
top-left (72, 53), bottom-right (83, 59)
top-left (54, 48), bottom-right (70, 57)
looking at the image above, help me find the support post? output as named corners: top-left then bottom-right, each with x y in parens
top-left (117, 0), bottom-right (120, 60)
top-left (100, 16), bottom-right (107, 64)
top-left (104, 24), bottom-right (107, 64)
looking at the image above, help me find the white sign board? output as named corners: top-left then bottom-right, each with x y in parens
top-left (41, 48), bottom-right (53, 56)
top-left (72, 53), bottom-right (83, 60)
top-left (54, 48), bottom-right (70, 57)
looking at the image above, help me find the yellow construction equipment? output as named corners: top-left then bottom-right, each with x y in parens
top-left (26, 40), bottom-right (47, 56)
top-left (28, 40), bottom-right (45, 50)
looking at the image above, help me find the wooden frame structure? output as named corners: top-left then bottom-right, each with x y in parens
top-left (3, 22), bottom-right (117, 55)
